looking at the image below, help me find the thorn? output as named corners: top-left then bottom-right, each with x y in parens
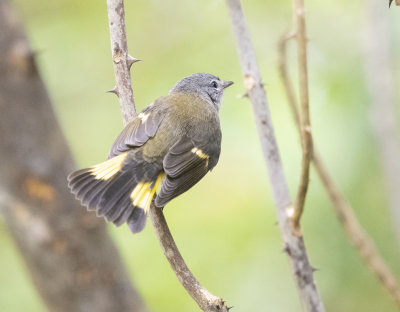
top-left (227, 306), bottom-right (234, 311)
top-left (283, 244), bottom-right (291, 255)
top-left (127, 55), bottom-right (141, 69)
top-left (106, 86), bottom-right (119, 97)
top-left (311, 266), bottom-right (319, 273)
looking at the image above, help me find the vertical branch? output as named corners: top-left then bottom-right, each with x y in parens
top-left (106, 1), bottom-right (229, 311)
top-left (225, 1), bottom-right (326, 311)
top-left (106, 0), bottom-right (137, 125)
top-left (364, 0), bottom-right (400, 246)
top-left (293, 0), bottom-right (313, 228)
top-left (278, 33), bottom-right (400, 309)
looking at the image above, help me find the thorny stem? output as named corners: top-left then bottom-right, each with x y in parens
top-left (106, 1), bottom-right (229, 311)
top-left (106, 0), bottom-right (137, 125)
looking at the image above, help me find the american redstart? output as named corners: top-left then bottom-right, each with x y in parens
top-left (68, 73), bottom-right (233, 233)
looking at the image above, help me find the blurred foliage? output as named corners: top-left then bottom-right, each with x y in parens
top-left (1, 0), bottom-right (400, 311)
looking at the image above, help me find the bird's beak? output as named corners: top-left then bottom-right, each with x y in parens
top-left (222, 80), bottom-right (234, 89)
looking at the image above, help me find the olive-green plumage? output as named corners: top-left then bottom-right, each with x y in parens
top-left (68, 73), bottom-right (233, 233)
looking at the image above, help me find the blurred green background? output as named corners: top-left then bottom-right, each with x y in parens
top-left (1, 0), bottom-right (400, 311)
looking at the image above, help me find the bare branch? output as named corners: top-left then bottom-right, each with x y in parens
top-left (313, 153), bottom-right (400, 307)
top-left (106, 1), bottom-right (229, 311)
top-left (292, 0), bottom-right (313, 229)
top-left (278, 33), bottom-right (400, 309)
top-left (225, 0), bottom-right (325, 311)
top-left (364, 0), bottom-right (400, 246)
top-left (106, 0), bottom-right (136, 125)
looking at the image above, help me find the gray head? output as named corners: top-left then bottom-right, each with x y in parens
top-left (169, 73), bottom-right (234, 110)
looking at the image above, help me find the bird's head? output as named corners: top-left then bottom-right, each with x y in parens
top-left (169, 73), bottom-right (234, 110)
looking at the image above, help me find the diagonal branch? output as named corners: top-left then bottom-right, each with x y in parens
top-left (106, 1), bottom-right (229, 311)
top-left (278, 33), bottom-right (400, 309)
top-left (149, 207), bottom-right (229, 312)
top-left (292, 0), bottom-right (313, 229)
top-left (225, 0), bottom-right (325, 311)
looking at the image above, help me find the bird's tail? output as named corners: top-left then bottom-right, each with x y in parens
top-left (67, 152), bottom-right (164, 233)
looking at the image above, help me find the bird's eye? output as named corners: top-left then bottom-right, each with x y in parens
top-left (211, 81), bottom-right (218, 88)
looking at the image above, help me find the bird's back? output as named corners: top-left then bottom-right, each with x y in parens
top-left (143, 92), bottom-right (221, 164)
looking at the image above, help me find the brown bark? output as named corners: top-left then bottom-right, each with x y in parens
top-left (0, 1), bottom-right (147, 311)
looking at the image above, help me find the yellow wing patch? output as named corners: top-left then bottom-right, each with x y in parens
top-left (130, 173), bottom-right (165, 213)
top-left (191, 147), bottom-right (209, 167)
top-left (90, 153), bottom-right (128, 180)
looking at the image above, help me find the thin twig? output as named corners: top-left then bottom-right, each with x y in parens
top-left (278, 33), bottom-right (300, 130)
top-left (292, 0), bottom-right (313, 229)
top-left (106, 1), bottom-right (229, 311)
top-left (278, 34), bottom-right (400, 309)
top-left (225, 0), bottom-right (325, 311)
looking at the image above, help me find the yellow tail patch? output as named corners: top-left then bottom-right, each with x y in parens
top-left (130, 173), bottom-right (164, 213)
top-left (90, 153), bottom-right (128, 180)
top-left (191, 147), bottom-right (209, 167)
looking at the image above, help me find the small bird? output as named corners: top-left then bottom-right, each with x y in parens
top-left (68, 73), bottom-right (233, 233)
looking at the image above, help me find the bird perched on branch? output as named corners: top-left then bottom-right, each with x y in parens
top-left (68, 73), bottom-right (233, 233)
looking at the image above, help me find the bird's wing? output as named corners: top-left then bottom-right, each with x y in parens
top-left (155, 135), bottom-right (218, 207)
top-left (108, 102), bottom-right (165, 159)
